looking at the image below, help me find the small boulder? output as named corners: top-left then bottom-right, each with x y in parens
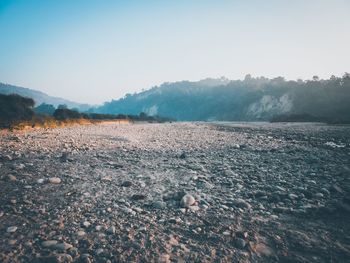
top-left (180, 194), bottom-right (196, 208)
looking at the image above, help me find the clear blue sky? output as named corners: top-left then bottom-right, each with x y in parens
top-left (1, 0), bottom-right (349, 104)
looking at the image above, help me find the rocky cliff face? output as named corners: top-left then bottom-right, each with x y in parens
top-left (246, 94), bottom-right (293, 119)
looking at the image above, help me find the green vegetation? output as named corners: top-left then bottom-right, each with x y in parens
top-left (95, 74), bottom-right (350, 123)
top-left (0, 94), bottom-right (173, 129)
top-left (0, 94), bottom-right (35, 128)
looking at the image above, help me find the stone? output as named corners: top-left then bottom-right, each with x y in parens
top-left (7, 226), bottom-right (17, 233)
top-left (82, 221), bottom-right (91, 228)
top-left (77, 230), bottom-right (86, 237)
top-left (37, 179), bottom-right (45, 184)
top-left (57, 253), bottom-right (73, 262)
top-left (107, 226), bottom-right (116, 234)
top-left (314, 193), bottom-right (324, 198)
top-left (60, 152), bottom-right (69, 162)
top-left (131, 194), bottom-right (147, 200)
top-left (152, 200), bottom-right (167, 209)
top-left (234, 238), bottom-right (246, 249)
top-left (121, 181), bottom-right (132, 187)
top-left (49, 177), bottom-right (61, 184)
top-left (288, 193), bottom-right (298, 200)
top-left (95, 248), bottom-right (104, 255)
top-left (320, 188), bottom-right (330, 196)
top-left (6, 174), bottom-right (17, 181)
top-left (180, 194), bottom-right (196, 208)
top-left (54, 242), bottom-right (73, 251)
top-left (232, 199), bottom-right (251, 210)
top-left (189, 205), bottom-right (200, 212)
top-left (81, 257), bottom-right (92, 263)
top-left (42, 240), bottom-right (58, 247)
top-left (8, 239), bottom-right (17, 245)
top-left (95, 225), bottom-right (103, 231)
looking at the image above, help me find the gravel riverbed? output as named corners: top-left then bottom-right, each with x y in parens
top-left (0, 122), bottom-right (350, 262)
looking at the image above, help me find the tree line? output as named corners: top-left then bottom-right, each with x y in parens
top-left (0, 95), bottom-right (171, 128)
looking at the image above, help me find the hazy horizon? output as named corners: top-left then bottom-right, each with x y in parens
top-left (1, 0), bottom-right (350, 104)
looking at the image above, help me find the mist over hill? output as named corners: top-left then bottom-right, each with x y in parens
top-left (94, 74), bottom-right (350, 123)
top-left (0, 83), bottom-right (90, 111)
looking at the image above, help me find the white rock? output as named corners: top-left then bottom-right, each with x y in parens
top-left (37, 179), bottom-right (45, 184)
top-left (83, 221), bottom-right (91, 228)
top-left (180, 194), bottom-right (196, 208)
top-left (7, 226), bottom-right (17, 233)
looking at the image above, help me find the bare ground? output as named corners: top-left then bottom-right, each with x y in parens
top-left (0, 122), bottom-right (350, 262)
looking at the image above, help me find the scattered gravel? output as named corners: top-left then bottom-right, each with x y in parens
top-left (0, 122), bottom-right (350, 262)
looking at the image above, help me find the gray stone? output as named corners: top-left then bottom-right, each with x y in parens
top-left (232, 198), bottom-right (251, 210)
top-left (107, 226), bottom-right (116, 234)
top-left (152, 200), bottom-right (167, 209)
top-left (42, 240), bottom-right (58, 247)
top-left (54, 242), bottom-right (73, 251)
top-left (234, 238), bottom-right (246, 249)
top-left (6, 226), bottom-right (17, 233)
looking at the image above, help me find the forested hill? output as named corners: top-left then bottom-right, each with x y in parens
top-left (94, 74), bottom-right (350, 123)
top-left (0, 83), bottom-right (90, 110)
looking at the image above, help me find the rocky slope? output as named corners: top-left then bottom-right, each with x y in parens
top-left (0, 122), bottom-right (350, 262)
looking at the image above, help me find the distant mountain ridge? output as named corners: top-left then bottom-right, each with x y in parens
top-left (0, 83), bottom-right (90, 110)
top-left (94, 75), bottom-right (350, 123)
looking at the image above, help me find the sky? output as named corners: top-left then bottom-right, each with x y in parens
top-left (0, 0), bottom-right (349, 104)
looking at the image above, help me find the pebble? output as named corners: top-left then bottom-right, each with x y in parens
top-left (37, 178), bottom-right (45, 184)
top-left (121, 181), bottom-right (132, 187)
top-left (152, 200), bottom-right (167, 209)
top-left (57, 253), bottom-right (73, 262)
top-left (95, 225), bottom-right (103, 231)
top-left (83, 221), bottom-right (91, 228)
top-left (320, 188), bottom-right (330, 196)
top-left (314, 193), bottom-right (324, 198)
top-left (189, 205), bottom-right (200, 212)
top-left (8, 239), bottom-right (16, 245)
top-left (288, 193), bottom-right (298, 200)
top-left (180, 194), bottom-right (196, 208)
top-left (95, 248), bottom-right (104, 255)
top-left (107, 226), bottom-right (116, 234)
top-left (234, 238), bottom-right (246, 249)
top-left (49, 177), bottom-right (61, 184)
top-left (77, 230), bottom-right (86, 237)
top-left (223, 231), bottom-right (231, 236)
top-left (6, 174), bottom-right (17, 181)
top-left (54, 242), bottom-right (73, 251)
top-left (232, 198), bottom-right (251, 210)
top-left (6, 226), bottom-right (17, 233)
top-left (131, 194), bottom-right (147, 200)
top-left (42, 240), bottom-right (58, 247)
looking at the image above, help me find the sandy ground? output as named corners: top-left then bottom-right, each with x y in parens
top-left (0, 122), bottom-right (350, 262)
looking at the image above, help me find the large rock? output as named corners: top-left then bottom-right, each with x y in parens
top-left (180, 194), bottom-right (196, 208)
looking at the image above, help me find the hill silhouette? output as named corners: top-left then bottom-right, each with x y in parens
top-left (94, 74), bottom-right (350, 123)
